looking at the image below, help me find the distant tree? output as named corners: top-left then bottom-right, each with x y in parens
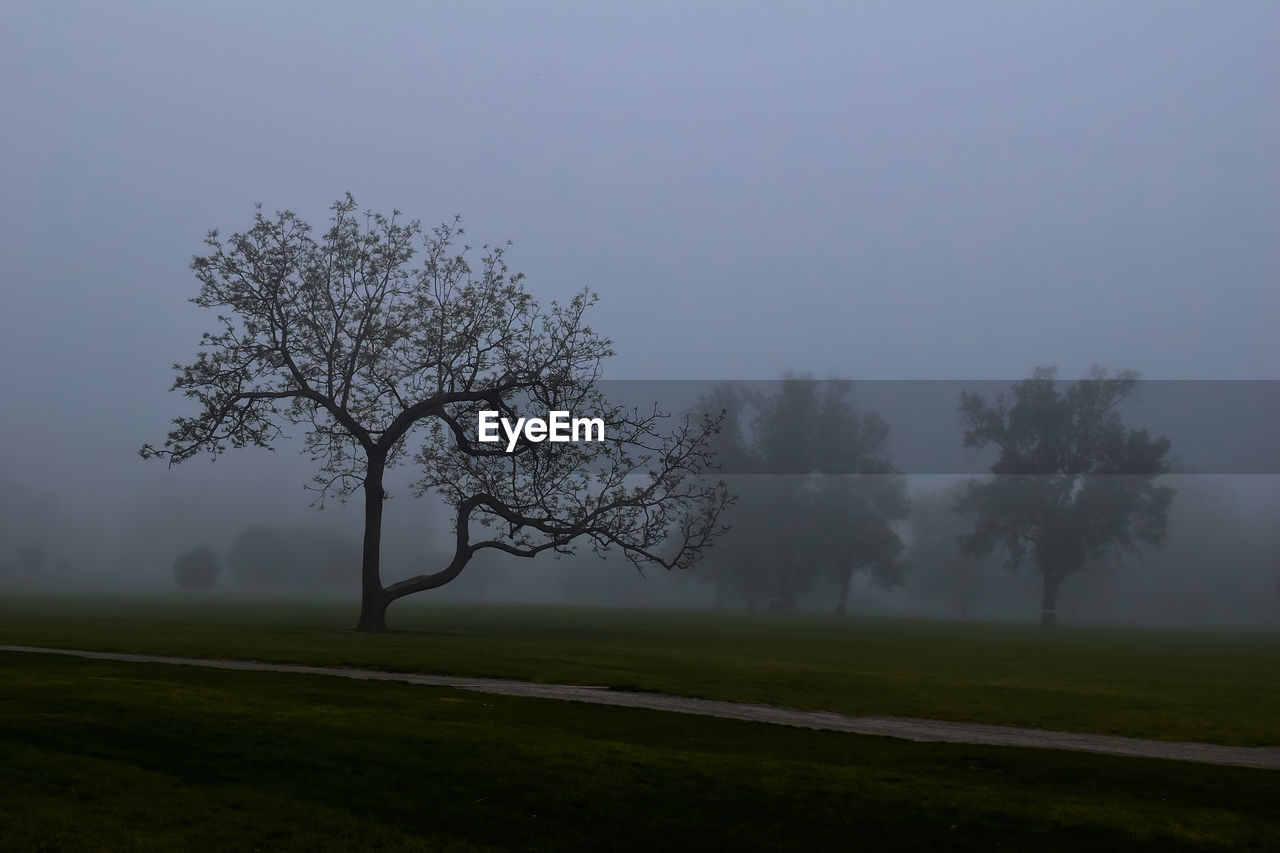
top-left (173, 546), bottom-right (219, 589)
top-left (805, 382), bottom-right (909, 615)
top-left (142, 195), bottom-right (729, 631)
top-left (695, 378), bottom-right (908, 612)
top-left (812, 472), bottom-right (910, 615)
top-left (956, 367), bottom-right (1175, 625)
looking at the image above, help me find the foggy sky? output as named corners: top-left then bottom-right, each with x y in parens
top-left (1, 1), bottom-right (1277, 508)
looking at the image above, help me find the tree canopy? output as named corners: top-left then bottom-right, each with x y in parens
top-left (955, 367), bottom-right (1175, 625)
top-left (697, 378), bottom-right (908, 611)
top-left (142, 195), bottom-right (729, 630)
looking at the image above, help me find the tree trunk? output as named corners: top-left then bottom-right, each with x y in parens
top-left (1040, 571), bottom-right (1061, 626)
top-left (357, 453), bottom-right (389, 632)
top-left (836, 568), bottom-right (852, 616)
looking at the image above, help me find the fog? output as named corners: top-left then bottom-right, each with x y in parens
top-left (1, 2), bottom-right (1277, 628)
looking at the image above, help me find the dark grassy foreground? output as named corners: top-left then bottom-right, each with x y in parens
top-left (1, 595), bottom-right (1277, 745)
top-left (2, 652), bottom-right (1278, 852)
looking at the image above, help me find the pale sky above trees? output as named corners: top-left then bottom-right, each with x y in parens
top-left (1, 0), bottom-right (1276, 510)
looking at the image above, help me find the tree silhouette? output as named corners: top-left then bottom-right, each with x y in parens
top-left (143, 195), bottom-right (729, 630)
top-left (956, 367), bottom-right (1174, 625)
top-left (694, 378), bottom-right (907, 611)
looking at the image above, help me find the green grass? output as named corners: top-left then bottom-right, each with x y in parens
top-left (1, 594), bottom-right (1277, 746)
top-left (2, 652), bottom-right (1278, 851)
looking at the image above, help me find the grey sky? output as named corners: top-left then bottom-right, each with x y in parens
top-left (1, 0), bottom-right (1277, 496)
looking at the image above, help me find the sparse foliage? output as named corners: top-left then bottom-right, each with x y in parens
top-left (143, 195), bottom-right (730, 630)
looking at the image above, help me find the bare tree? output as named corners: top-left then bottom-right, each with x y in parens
top-left (142, 195), bottom-right (730, 630)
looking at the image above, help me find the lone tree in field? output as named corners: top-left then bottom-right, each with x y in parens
top-left (141, 195), bottom-right (730, 631)
top-left (955, 367), bottom-right (1174, 625)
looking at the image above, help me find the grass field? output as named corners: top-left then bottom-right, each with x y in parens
top-left (3, 650), bottom-right (1280, 851)
top-left (3, 595), bottom-right (1279, 849)
top-left (0, 594), bottom-right (1277, 746)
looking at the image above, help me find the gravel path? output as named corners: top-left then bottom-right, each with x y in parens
top-left (4, 643), bottom-right (1277, 770)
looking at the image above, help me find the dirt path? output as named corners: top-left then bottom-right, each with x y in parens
top-left (4, 643), bottom-right (1278, 770)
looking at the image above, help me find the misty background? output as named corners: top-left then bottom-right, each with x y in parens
top-left (1, 2), bottom-right (1277, 626)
